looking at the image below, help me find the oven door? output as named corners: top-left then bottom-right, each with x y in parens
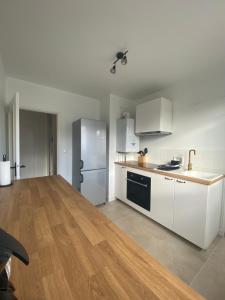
top-left (127, 175), bottom-right (150, 211)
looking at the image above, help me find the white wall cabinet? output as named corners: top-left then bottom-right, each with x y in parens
top-left (135, 97), bottom-right (172, 135)
top-left (151, 174), bottom-right (174, 230)
top-left (115, 164), bottom-right (127, 201)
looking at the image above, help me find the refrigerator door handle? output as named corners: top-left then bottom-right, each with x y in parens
top-left (80, 160), bottom-right (84, 169)
top-left (80, 173), bottom-right (84, 183)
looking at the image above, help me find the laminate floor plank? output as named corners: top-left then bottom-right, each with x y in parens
top-left (0, 175), bottom-right (204, 300)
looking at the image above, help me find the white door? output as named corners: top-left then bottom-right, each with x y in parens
top-left (151, 174), bottom-right (174, 230)
top-left (8, 93), bottom-right (20, 180)
top-left (173, 179), bottom-right (207, 247)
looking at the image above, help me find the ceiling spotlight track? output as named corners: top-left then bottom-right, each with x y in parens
top-left (110, 50), bottom-right (128, 74)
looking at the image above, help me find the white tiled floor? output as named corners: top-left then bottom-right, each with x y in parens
top-left (98, 200), bottom-right (225, 300)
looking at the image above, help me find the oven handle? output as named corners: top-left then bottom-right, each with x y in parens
top-left (127, 178), bottom-right (148, 188)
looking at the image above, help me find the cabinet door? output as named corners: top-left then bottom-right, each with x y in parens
top-left (136, 99), bottom-right (161, 133)
top-left (115, 165), bottom-right (127, 201)
top-left (151, 174), bottom-right (174, 230)
top-left (174, 179), bottom-right (207, 247)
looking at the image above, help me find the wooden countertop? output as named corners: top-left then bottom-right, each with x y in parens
top-left (0, 176), bottom-right (204, 300)
top-left (115, 161), bottom-right (224, 185)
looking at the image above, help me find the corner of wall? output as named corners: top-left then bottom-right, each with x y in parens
top-left (107, 94), bottom-right (137, 202)
top-left (0, 53), bottom-right (6, 156)
top-left (219, 179), bottom-right (225, 237)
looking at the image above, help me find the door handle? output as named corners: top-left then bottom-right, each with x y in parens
top-left (176, 179), bottom-right (186, 183)
top-left (80, 160), bottom-right (84, 169)
top-left (80, 173), bottom-right (84, 183)
top-left (11, 164), bottom-right (26, 176)
top-left (11, 164), bottom-right (26, 169)
top-left (10, 162), bottom-right (17, 177)
top-left (164, 177), bottom-right (173, 181)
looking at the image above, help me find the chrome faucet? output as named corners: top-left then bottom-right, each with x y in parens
top-left (188, 149), bottom-right (196, 171)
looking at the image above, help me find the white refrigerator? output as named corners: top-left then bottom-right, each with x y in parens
top-left (72, 119), bottom-right (106, 205)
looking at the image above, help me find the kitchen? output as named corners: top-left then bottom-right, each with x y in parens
top-left (0, 1), bottom-right (225, 300)
top-left (100, 73), bottom-right (225, 299)
top-left (114, 97), bottom-right (223, 249)
top-left (68, 81), bottom-right (225, 298)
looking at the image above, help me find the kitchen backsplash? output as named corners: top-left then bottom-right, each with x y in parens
top-left (116, 148), bottom-right (225, 174)
top-left (146, 148), bottom-right (225, 174)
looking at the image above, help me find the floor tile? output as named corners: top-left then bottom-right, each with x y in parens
top-left (191, 238), bottom-right (225, 300)
top-left (98, 200), bottom-right (133, 221)
top-left (98, 199), bottom-right (224, 298)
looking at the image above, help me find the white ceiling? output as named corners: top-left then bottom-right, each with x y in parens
top-left (0, 0), bottom-right (225, 100)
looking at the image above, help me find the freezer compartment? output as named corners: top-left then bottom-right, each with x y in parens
top-left (81, 169), bottom-right (106, 205)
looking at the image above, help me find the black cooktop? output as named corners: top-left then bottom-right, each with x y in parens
top-left (157, 165), bottom-right (180, 171)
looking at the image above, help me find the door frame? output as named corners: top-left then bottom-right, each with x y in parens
top-left (8, 92), bottom-right (20, 179)
top-left (19, 107), bottom-right (59, 177)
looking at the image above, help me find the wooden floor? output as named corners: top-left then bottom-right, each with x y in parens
top-left (0, 176), bottom-right (204, 300)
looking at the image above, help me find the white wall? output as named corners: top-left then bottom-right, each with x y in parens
top-left (138, 70), bottom-right (225, 174)
top-left (6, 77), bottom-right (100, 183)
top-left (107, 94), bottom-right (136, 201)
top-left (0, 54), bottom-right (6, 157)
top-left (100, 95), bottom-right (110, 200)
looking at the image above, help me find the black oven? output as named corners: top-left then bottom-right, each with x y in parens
top-left (127, 171), bottom-right (151, 211)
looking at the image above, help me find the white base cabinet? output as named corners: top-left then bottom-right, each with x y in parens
top-left (115, 165), bottom-right (127, 201)
top-left (151, 174), bottom-right (174, 230)
top-left (173, 179), bottom-right (207, 248)
top-left (173, 179), bottom-right (222, 249)
top-left (114, 164), bottom-right (223, 249)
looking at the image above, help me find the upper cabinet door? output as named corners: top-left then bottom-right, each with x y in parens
top-left (81, 119), bottom-right (106, 170)
top-left (136, 99), bottom-right (161, 134)
top-left (135, 98), bottom-right (172, 134)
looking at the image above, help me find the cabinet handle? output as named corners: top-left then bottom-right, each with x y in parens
top-left (176, 179), bottom-right (186, 183)
top-left (164, 177), bottom-right (173, 181)
top-left (80, 173), bottom-right (84, 183)
top-left (121, 167), bottom-right (125, 169)
top-left (80, 160), bottom-right (84, 169)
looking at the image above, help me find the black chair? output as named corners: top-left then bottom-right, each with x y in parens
top-left (0, 229), bottom-right (29, 300)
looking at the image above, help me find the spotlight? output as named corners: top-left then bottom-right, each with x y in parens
top-left (116, 52), bottom-right (124, 60)
top-left (110, 50), bottom-right (128, 74)
top-left (110, 64), bottom-right (116, 74)
top-left (121, 55), bottom-right (127, 65)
